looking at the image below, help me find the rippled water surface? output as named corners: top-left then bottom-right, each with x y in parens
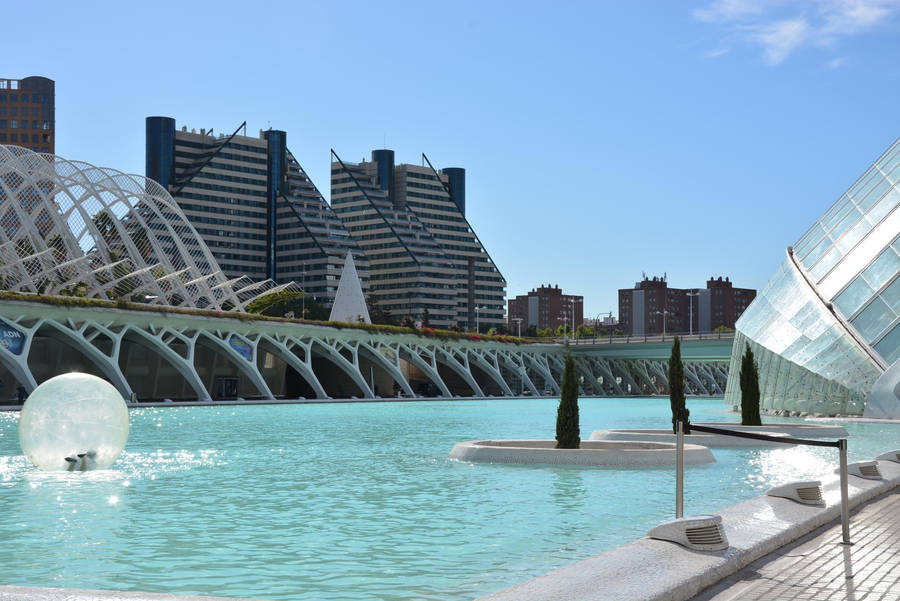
top-left (0, 397), bottom-right (898, 601)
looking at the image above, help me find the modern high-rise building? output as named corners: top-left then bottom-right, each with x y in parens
top-left (724, 137), bottom-right (900, 418)
top-left (618, 275), bottom-right (755, 336)
top-left (0, 76), bottom-right (54, 154)
top-left (507, 285), bottom-right (583, 334)
top-left (330, 149), bottom-right (506, 330)
top-left (145, 117), bottom-right (365, 308)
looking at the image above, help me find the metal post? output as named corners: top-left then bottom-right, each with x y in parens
top-left (676, 419), bottom-right (684, 519)
top-left (839, 438), bottom-right (852, 545)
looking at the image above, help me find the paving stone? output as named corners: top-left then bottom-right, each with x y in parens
top-left (692, 492), bottom-right (900, 601)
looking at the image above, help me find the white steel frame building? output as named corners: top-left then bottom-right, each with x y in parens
top-left (0, 144), bottom-right (293, 311)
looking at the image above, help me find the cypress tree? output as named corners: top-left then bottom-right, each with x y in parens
top-left (740, 343), bottom-right (762, 426)
top-left (556, 348), bottom-right (580, 449)
top-left (669, 336), bottom-right (689, 433)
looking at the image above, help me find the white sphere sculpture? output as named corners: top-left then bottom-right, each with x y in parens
top-left (18, 373), bottom-right (130, 471)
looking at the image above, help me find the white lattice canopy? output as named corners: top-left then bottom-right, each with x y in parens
top-left (0, 145), bottom-right (292, 310)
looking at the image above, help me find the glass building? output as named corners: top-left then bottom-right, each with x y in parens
top-left (724, 137), bottom-right (900, 417)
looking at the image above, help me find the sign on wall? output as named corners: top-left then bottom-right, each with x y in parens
top-left (0, 322), bottom-right (25, 355)
top-left (228, 335), bottom-right (253, 362)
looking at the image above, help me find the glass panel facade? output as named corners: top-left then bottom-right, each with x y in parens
top-left (796, 138), bottom-right (900, 288)
top-left (874, 324), bottom-right (900, 364)
top-left (862, 247), bottom-right (900, 290)
top-left (724, 258), bottom-right (881, 415)
top-left (726, 137), bottom-right (900, 416)
top-left (852, 297), bottom-right (894, 342)
top-left (883, 278), bottom-right (900, 314)
top-left (834, 276), bottom-right (874, 318)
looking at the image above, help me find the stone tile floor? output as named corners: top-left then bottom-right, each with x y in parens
top-left (693, 491), bottom-right (900, 601)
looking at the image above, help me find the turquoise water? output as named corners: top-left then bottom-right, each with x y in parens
top-left (0, 397), bottom-right (898, 601)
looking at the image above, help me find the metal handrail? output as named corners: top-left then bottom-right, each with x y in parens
top-left (675, 420), bottom-right (852, 545)
top-left (533, 332), bottom-right (736, 346)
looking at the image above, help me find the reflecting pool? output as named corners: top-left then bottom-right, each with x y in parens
top-left (0, 397), bottom-right (897, 601)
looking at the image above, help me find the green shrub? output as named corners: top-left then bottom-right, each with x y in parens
top-left (740, 343), bottom-right (762, 426)
top-left (669, 336), bottom-right (690, 433)
top-left (555, 349), bottom-right (580, 449)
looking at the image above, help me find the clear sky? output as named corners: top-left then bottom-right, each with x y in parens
top-left (4, 0), bottom-right (900, 319)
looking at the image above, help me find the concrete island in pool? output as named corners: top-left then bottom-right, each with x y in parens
top-left (449, 439), bottom-right (716, 466)
top-left (590, 422), bottom-right (849, 448)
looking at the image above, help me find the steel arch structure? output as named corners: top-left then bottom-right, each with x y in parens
top-left (0, 144), bottom-right (291, 310)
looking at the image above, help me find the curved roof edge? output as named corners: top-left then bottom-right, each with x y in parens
top-left (786, 246), bottom-right (887, 372)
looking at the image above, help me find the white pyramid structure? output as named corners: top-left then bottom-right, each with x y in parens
top-left (329, 251), bottom-right (371, 324)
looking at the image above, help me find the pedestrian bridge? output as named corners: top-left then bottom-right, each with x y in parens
top-left (0, 298), bottom-right (734, 403)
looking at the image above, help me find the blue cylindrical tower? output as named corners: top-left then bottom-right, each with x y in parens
top-left (371, 149), bottom-right (395, 204)
top-left (442, 167), bottom-right (466, 216)
top-left (145, 117), bottom-right (176, 190)
top-left (264, 129), bottom-right (287, 281)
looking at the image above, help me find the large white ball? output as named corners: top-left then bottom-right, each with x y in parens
top-left (18, 373), bottom-right (130, 471)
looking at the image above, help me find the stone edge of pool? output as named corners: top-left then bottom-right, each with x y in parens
top-left (0, 586), bottom-right (266, 601)
top-left (449, 439), bottom-right (717, 466)
top-left (475, 456), bottom-right (900, 601)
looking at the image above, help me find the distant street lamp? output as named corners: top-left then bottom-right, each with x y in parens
top-left (512, 317), bottom-right (523, 337)
top-left (475, 306), bottom-right (485, 333)
top-left (593, 311), bottom-right (612, 343)
top-left (568, 297), bottom-right (583, 341)
top-left (686, 291), bottom-right (700, 336)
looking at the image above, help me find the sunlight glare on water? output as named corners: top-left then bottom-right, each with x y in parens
top-left (0, 398), bottom-right (897, 601)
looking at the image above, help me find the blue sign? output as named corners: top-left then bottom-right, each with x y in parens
top-left (228, 335), bottom-right (253, 361)
top-left (0, 322), bottom-right (24, 356)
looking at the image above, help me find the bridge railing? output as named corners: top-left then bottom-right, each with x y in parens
top-left (530, 332), bottom-right (736, 346)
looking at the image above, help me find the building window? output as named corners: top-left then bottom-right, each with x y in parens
top-left (0, 120), bottom-right (5, 128)
top-left (42, 121), bottom-right (49, 130)
top-left (0, 134), bottom-right (6, 142)
top-left (9, 120), bottom-right (16, 128)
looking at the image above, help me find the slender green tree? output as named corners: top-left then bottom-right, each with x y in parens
top-left (556, 348), bottom-right (580, 449)
top-left (669, 336), bottom-right (690, 433)
top-left (740, 343), bottom-right (762, 426)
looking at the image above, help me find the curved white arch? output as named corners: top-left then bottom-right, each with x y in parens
top-left (0, 145), bottom-right (293, 311)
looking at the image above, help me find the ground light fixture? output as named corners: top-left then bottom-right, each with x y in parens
top-left (875, 450), bottom-right (900, 463)
top-left (766, 480), bottom-right (824, 505)
top-left (838, 461), bottom-right (882, 480)
top-left (647, 514), bottom-right (728, 552)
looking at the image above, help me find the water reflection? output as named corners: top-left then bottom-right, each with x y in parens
top-left (745, 447), bottom-right (834, 488)
top-left (550, 468), bottom-right (587, 511)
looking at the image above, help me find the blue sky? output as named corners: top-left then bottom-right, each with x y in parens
top-left (4, 0), bottom-right (900, 319)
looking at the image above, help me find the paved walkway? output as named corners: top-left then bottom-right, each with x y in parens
top-left (692, 491), bottom-right (900, 601)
